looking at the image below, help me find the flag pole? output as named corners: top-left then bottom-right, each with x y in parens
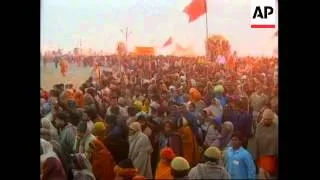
top-left (204, 0), bottom-right (209, 61)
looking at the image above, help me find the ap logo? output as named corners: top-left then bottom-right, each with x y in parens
top-left (251, 0), bottom-right (276, 28)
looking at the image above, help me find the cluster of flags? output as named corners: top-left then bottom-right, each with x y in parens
top-left (162, 0), bottom-right (207, 48)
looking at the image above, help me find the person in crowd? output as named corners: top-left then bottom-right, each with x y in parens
top-left (78, 108), bottom-right (95, 134)
top-left (136, 114), bottom-right (153, 138)
top-left (170, 157), bottom-right (190, 179)
top-left (225, 131), bottom-right (256, 179)
top-left (41, 138), bottom-right (67, 180)
top-left (178, 115), bottom-right (200, 167)
top-left (174, 87), bottom-right (185, 105)
top-left (222, 98), bottom-right (237, 124)
top-left (74, 89), bottom-right (85, 108)
top-left (83, 89), bottom-right (95, 106)
top-left (41, 129), bottom-right (69, 178)
top-left (141, 98), bottom-right (151, 113)
top-left (88, 134), bottom-right (116, 180)
top-left (214, 84), bottom-right (227, 107)
top-left (85, 105), bottom-right (104, 123)
top-left (127, 106), bottom-right (137, 125)
top-left (249, 87), bottom-right (268, 129)
top-left (204, 98), bottom-right (223, 123)
top-left (189, 146), bottom-right (230, 179)
top-left (254, 109), bottom-right (278, 177)
top-left (41, 97), bottom-right (60, 141)
top-left (114, 159), bottom-right (145, 180)
top-left (71, 153), bottom-right (96, 180)
top-left (212, 121), bottom-right (234, 151)
top-left (128, 122), bottom-right (153, 179)
top-left (92, 121), bottom-right (106, 143)
top-left (41, 157), bottom-right (67, 180)
top-left (157, 120), bottom-right (183, 157)
top-left (54, 111), bottom-right (77, 178)
top-left (155, 147), bottom-right (176, 180)
top-left (73, 121), bottom-right (96, 159)
top-left (233, 100), bottom-right (252, 148)
top-left (118, 97), bottom-right (129, 117)
top-left (203, 117), bottom-right (222, 150)
top-left (105, 115), bottom-right (129, 164)
top-left (107, 93), bottom-right (120, 115)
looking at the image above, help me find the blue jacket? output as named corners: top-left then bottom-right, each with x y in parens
top-left (174, 95), bottom-right (185, 105)
top-left (225, 147), bottom-right (256, 179)
top-left (216, 95), bottom-right (228, 107)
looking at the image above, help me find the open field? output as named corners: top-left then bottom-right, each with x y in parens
top-left (41, 62), bottom-right (92, 90)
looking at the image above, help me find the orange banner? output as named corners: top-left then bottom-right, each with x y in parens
top-left (135, 46), bottom-right (155, 56)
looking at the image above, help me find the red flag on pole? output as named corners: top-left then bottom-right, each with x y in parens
top-left (162, 37), bottom-right (172, 48)
top-left (183, 0), bottom-right (207, 23)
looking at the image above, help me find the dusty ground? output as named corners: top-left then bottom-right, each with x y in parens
top-left (41, 62), bottom-right (91, 90)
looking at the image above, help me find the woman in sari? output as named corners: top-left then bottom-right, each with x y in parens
top-left (41, 138), bottom-right (67, 180)
top-left (42, 157), bottom-right (67, 180)
top-left (88, 137), bottom-right (116, 180)
top-left (178, 117), bottom-right (200, 167)
top-left (71, 153), bottom-right (96, 180)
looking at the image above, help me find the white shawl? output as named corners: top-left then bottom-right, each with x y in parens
top-left (128, 132), bottom-right (153, 179)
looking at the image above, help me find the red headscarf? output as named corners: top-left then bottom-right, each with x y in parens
top-left (42, 157), bottom-right (67, 180)
top-left (160, 147), bottom-right (176, 161)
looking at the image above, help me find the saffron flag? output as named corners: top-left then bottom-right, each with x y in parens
top-left (162, 37), bottom-right (173, 48)
top-left (183, 0), bottom-right (207, 23)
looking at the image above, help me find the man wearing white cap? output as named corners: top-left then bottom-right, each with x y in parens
top-left (128, 122), bottom-right (153, 179)
top-left (189, 147), bottom-right (230, 179)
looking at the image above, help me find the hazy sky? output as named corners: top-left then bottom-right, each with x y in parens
top-left (41, 0), bottom-right (278, 56)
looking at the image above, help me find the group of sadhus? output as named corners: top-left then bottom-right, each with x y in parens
top-left (40, 54), bottom-right (278, 180)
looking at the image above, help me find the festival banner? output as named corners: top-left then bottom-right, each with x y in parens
top-left (135, 46), bottom-right (155, 56)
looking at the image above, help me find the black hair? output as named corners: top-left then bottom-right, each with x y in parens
top-left (86, 87), bottom-right (97, 97)
top-left (127, 106), bottom-right (137, 116)
top-left (105, 115), bottom-right (118, 125)
top-left (118, 159), bottom-right (135, 168)
top-left (77, 120), bottom-right (87, 133)
top-left (231, 131), bottom-right (243, 141)
top-left (55, 111), bottom-right (69, 122)
top-left (110, 106), bottom-right (120, 116)
top-left (85, 105), bottom-right (98, 119)
top-left (49, 89), bottom-right (60, 98)
top-left (136, 115), bottom-right (146, 121)
top-left (69, 111), bottom-right (83, 126)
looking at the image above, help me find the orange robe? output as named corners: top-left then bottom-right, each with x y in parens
top-left (155, 162), bottom-right (173, 180)
top-left (90, 139), bottom-right (116, 180)
top-left (178, 125), bottom-right (200, 166)
top-left (74, 91), bottom-right (84, 108)
top-left (59, 60), bottom-right (68, 76)
top-left (258, 155), bottom-right (277, 175)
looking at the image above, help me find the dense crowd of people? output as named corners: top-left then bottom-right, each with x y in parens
top-left (40, 54), bottom-right (278, 180)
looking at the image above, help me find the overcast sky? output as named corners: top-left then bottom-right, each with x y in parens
top-left (41, 0), bottom-right (278, 56)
